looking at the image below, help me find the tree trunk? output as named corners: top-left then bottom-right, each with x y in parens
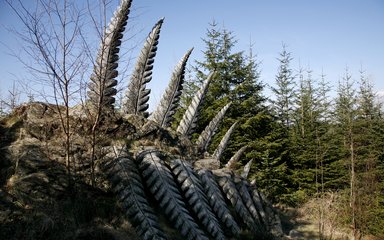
top-left (349, 128), bottom-right (357, 240)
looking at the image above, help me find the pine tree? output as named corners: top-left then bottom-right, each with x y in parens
top-left (270, 44), bottom-right (295, 127)
top-left (353, 69), bottom-right (384, 236)
top-left (251, 45), bottom-right (297, 204)
top-left (314, 72), bottom-right (346, 191)
top-left (180, 21), bottom-right (234, 137)
top-left (291, 68), bottom-right (319, 196)
top-left (357, 68), bottom-right (381, 120)
top-left (247, 116), bottom-right (293, 204)
top-left (334, 68), bottom-right (359, 238)
top-left (185, 22), bottom-right (266, 164)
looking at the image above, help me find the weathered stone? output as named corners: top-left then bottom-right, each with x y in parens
top-left (193, 158), bottom-right (220, 170)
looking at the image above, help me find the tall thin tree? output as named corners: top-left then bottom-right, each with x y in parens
top-left (6, 0), bottom-right (88, 177)
top-left (335, 68), bottom-right (358, 239)
top-left (271, 44), bottom-right (295, 127)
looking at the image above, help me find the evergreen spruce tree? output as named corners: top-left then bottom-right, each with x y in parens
top-left (179, 23), bottom-right (298, 205)
top-left (314, 72), bottom-right (345, 191)
top-left (184, 21), bottom-right (266, 165)
top-left (334, 68), bottom-right (359, 238)
top-left (290, 68), bottom-right (345, 203)
top-left (247, 116), bottom-right (293, 203)
top-left (353, 70), bottom-right (384, 236)
top-left (291, 68), bottom-right (319, 196)
top-left (357, 68), bottom-right (381, 119)
top-left (270, 44), bottom-right (296, 128)
top-left (261, 45), bottom-right (296, 204)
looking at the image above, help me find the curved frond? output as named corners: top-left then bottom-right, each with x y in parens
top-left (88, 0), bottom-right (132, 114)
top-left (234, 176), bottom-right (265, 233)
top-left (241, 159), bottom-right (253, 179)
top-left (104, 157), bottom-right (166, 240)
top-left (136, 150), bottom-right (208, 240)
top-left (251, 183), bottom-right (283, 236)
top-left (197, 169), bottom-right (240, 237)
top-left (248, 184), bottom-right (268, 230)
top-left (196, 103), bottom-right (231, 153)
top-left (169, 159), bottom-right (225, 240)
top-left (123, 18), bottom-right (164, 117)
top-left (150, 48), bottom-right (193, 127)
top-left (176, 72), bottom-right (214, 138)
top-left (225, 146), bottom-right (248, 170)
top-left (216, 171), bottom-right (259, 234)
top-left (212, 122), bottom-right (238, 161)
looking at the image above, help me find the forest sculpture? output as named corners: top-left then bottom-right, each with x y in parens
top-left (95, 0), bottom-right (283, 239)
top-left (0, 0), bottom-right (284, 239)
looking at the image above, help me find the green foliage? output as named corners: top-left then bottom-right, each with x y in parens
top-left (185, 21), bottom-right (266, 161)
top-left (351, 117), bottom-right (384, 236)
top-left (178, 17), bottom-right (384, 239)
top-left (270, 44), bottom-right (295, 127)
top-left (247, 117), bottom-right (293, 204)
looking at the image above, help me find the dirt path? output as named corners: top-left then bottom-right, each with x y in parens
top-left (278, 204), bottom-right (352, 240)
top-left (279, 206), bottom-right (321, 239)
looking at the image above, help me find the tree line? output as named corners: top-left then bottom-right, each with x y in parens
top-left (179, 21), bottom-right (384, 238)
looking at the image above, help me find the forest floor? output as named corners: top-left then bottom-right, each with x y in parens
top-left (279, 206), bottom-right (321, 240)
top-left (278, 196), bottom-right (353, 240)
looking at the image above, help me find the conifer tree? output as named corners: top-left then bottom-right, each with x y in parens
top-left (335, 68), bottom-right (359, 238)
top-left (184, 22), bottom-right (266, 164)
top-left (291, 68), bottom-right (319, 195)
top-left (257, 45), bottom-right (296, 204)
top-left (270, 44), bottom-right (295, 127)
top-left (247, 117), bottom-right (293, 204)
top-left (357, 68), bottom-right (381, 120)
top-left (352, 69), bottom-right (384, 236)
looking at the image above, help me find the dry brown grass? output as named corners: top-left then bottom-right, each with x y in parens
top-left (277, 191), bottom-right (363, 239)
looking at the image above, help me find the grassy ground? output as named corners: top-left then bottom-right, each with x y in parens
top-left (278, 194), bottom-right (353, 240)
top-left (279, 205), bottom-right (320, 239)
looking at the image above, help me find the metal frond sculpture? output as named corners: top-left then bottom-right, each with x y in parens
top-left (91, 1), bottom-right (284, 238)
top-left (4, 0), bottom-right (285, 239)
top-left (176, 72), bottom-right (214, 138)
top-left (150, 48), bottom-right (193, 128)
top-left (196, 102), bottom-right (232, 154)
top-left (87, 0), bottom-right (132, 115)
top-left (212, 121), bottom-right (238, 161)
top-left (123, 18), bottom-right (164, 117)
top-left (0, 0), bottom-right (283, 240)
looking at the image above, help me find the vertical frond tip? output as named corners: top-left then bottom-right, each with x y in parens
top-left (177, 72), bottom-right (215, 137)
top-left (87, 0), bottom-right (132, 114)
top-left (196, 102), bottom-right (232, 153)
top-left (150, 48), bottom-right (193, 127)
top-left (123, 18), bottom-right (164, 117)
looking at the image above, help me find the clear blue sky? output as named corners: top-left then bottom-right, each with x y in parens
top-left (1, 0), bottom-right (383, 107)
